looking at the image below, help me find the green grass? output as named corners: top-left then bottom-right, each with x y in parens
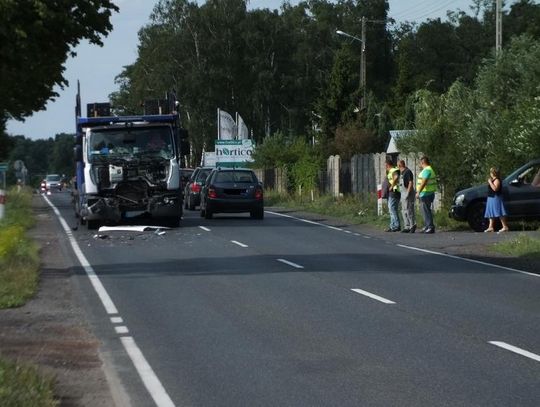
top-left (0, 357), bottom-right (57, 407)
top-left (265, 190), bottom-right (467, 231)
top-left (491, 234), bottom-right (540, 258)
top-left (0, 188), bottom-right (39, 308)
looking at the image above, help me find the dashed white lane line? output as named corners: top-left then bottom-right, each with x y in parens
top-left (489, 341), bottom-right (540, 362)
top-left (115, 326), bottom-right (129, 334)
top-left (111, 316), bottom-right (124, 324)
top-left (43, 196), bottom-right (175, 407)
top-left (199, 226), bottom-right (211, 232)
top-left (277, 259), bottom-right (305, 269)
top-left (231, 240), bottom-right (248, 248)
top-left (351, 288), bottom-right (396, 304)
top-left (397, 244), bottom-right (539, 278)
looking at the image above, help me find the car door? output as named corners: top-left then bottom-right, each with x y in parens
top-left (503, 163), bottom-right (540, 217)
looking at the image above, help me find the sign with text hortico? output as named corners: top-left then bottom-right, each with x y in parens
top-left (215, 139), bottom-right (255, 167)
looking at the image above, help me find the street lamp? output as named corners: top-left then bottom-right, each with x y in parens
top-left (336, 25), bottom-right (366, 109)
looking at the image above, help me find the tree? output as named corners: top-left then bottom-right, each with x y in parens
top-left (0, 0), bottom-right (118, 122)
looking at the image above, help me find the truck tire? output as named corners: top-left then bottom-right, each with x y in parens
top-left (87, 219), bottom-right (100, 230)
top-left (467, 201), bottom-right (488, 232)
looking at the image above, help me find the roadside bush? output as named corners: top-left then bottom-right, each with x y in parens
top-left (0, 188), bottom-right (39, 308)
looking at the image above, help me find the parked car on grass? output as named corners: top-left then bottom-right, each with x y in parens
top-left (450, 159), bottom-right (540, 231)
top-left (184, 167), bottom-right (213, 210)
top-left (200, 168), bottom-right (264, 219)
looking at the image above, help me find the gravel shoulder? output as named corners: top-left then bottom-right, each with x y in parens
top-left (0, 195), bottom-right (118, 406)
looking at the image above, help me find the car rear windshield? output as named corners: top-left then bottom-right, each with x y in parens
top-left (196, 169), bottom-right (212, 182)
top-left (215, 171), bottom-right (257, 183)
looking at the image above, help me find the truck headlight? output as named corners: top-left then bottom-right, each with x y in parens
top-left (454, 194), bottom-right (465, 206)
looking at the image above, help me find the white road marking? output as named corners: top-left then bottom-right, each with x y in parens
top-left (199, 226), bottom-right (211, 232)
top-left (351, 288), bottom-right (396, 304)
top-left (277, 259), bottom-right (305, 269)
top-left (344, 230), bottom-right (353, 234)
top-left (489, 341), bottom-right (540, 362)
top-left (111, 316), bottom-right (123, 324)
top-left (231, 240), bottom-right (248, 248)
top-left (43, 195), bottom-right (118, 314)
top-left (121, 337), bottom-right (176, 407)
top-left (43, 196), bottom-right (176, 407)
top-left (397, 244), bottom-right (539, 278)
top-left (115, 326), bottom-right (129, 334)
top-left (266, 211), bottom-right (344, 232)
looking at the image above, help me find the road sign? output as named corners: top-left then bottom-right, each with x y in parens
top-left (0, 163), bottom-right (8, 172)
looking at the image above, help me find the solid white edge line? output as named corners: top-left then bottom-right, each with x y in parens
top-left (43, 195), bottom-right (119, 314)
top-left (397, 244), bottom-right (539, 278)
top-left (489, 341), bottom-right (540, 362)
top-left (277, 258), bottom-right (304, 269)
top-left (121, 337), bottom-right (176, 407)
top-left (43, 196), bottom-right (176, 407)
top-left (199, 226), bottom-right (211, 232)
top-left (351, 288), bottom-right (396, 304)
top-left (231, 240), bottom-right (248, 248)
top-left (265, 210), bottom-right (344, 232)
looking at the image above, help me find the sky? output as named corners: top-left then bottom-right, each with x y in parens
top-left (7, 0), bottom-right (480, 139)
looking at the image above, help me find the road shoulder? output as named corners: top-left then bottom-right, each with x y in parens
top-left (0, 195), bottom-right (121, 406)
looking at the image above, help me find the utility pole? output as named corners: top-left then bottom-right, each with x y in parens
top-left (496, 0), bottom-right (502, 54)
top-left (360, 16), bottom-right (367, 110)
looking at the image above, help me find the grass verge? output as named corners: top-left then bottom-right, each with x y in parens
top-left (0, 358), bottom-right (57, 406)
top-left (265, 190), bottom-right (467, 231)
top-left (491, 234), bottom-right (540, 258)
top-left (0, 188), bottom-right (39, 308)
top-left (0, 189), bottom-right (56, 406)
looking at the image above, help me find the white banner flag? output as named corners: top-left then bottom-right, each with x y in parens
top-left (218, 109), bottom-right (236, 140)
top-left (236, 113), bottom-right (249, 140)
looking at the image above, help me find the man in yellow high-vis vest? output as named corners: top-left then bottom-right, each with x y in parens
top-left (416, 156), bottom-right (438, 233)
top-left (385, 157), bottom-right (401, 232)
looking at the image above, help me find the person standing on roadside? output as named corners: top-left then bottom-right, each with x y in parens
top-left (398, 159), bottom-right (416, 233)
top-left (484, 167), bottom-right (510, 233)
top-left (416, 156), bottom-right (437, 234)
top-left (385, 157), bottom-right (401, 232)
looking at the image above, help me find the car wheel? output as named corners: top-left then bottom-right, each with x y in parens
top-left (467, 201), bottom-right (488, 232)
top-left (188, 196), bottom-right (195, 211)
top-left (251, 208), bottom-right (264, 220)
top-left (204, 208), bottom-right (213, 219)
top-left (164, 217), bottom-right (180, 228)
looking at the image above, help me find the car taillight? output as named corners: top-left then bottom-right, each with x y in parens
top-left (208, 187), bottom-right (217, 199)
top-left (190, 183), bottom-right (201, 193)
top-left (255, 188), bottom-right (263, 200)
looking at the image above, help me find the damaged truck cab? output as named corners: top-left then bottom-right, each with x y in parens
top-left (73, 90), bottom-right (188, 229)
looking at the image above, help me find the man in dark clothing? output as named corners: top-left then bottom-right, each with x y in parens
top-left (398, 159), bottom-right (416, 233)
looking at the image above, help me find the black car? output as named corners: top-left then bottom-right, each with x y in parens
top-left (450, 159), bottom-right (540, 231)
top-left (180, 168), bottom-right (195, 190)
top-left (200, 168), bottom-right (264, 219)
top-left (184, 167), bottom-right (213, 210)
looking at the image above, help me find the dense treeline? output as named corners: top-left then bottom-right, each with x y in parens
top-left (109, 0), bottom-right (540, 168)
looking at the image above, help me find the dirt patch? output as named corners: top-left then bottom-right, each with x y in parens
top-left (0, 196), bottom-right (116, 406)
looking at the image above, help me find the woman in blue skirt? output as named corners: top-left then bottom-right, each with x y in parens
top-left (484, 167), bottom-right (509, 233)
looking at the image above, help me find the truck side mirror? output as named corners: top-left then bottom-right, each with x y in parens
top-left (178, 128), bottom-right (190, 157)
top-left (74, 145), bottom-right (83, 162)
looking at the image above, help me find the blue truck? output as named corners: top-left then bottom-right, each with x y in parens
top-left (73, 85), bottom-right (188, 229)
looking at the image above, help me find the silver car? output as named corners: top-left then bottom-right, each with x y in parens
top-left (45, 174), bottom-right (63, 191)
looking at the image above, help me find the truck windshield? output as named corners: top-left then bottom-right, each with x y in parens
top-left (88, 126), bottom-right (174, 162)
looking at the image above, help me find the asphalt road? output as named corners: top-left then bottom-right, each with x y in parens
top-left (45, 191), bottom-right (539, 407)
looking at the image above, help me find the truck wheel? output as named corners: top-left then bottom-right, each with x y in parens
top-left (467, 202), bottom-right (488, 232)
top-left (87, 220), bottom-right (100, 230)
